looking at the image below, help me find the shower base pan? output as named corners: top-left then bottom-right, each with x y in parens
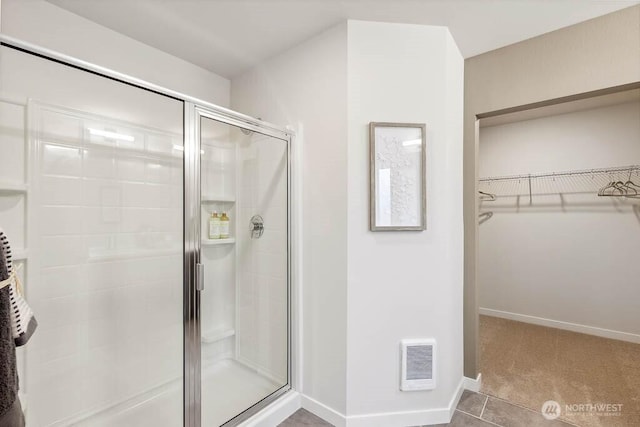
top-left (63, 359), bottom-right (279, 427)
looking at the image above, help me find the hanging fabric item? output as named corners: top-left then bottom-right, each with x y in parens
top-left (0, 229), bottom-right (19, 422)
top-left (0, 230), bottom-right (37, 346)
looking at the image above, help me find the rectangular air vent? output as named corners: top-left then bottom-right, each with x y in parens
top-left (400, 339), bottom-right (436, 391)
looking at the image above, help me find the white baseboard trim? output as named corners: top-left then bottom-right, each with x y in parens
top-left (301, 394), bottom-right (347, 427)
top-left (447, 377), bottom-right (466, 421)
top-left (301, 377), bottom-right (465, 427)
top-left (463, 373), bottom-right (482, 393)
top-left (480, 308), bottom-right (640, 344)
top-left (242, 391), bottom-right (301, 427)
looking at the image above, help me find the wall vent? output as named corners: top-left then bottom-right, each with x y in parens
top-left (400, 339), bottom-right (436, 391)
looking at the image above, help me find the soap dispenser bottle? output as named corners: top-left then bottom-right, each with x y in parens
top-left (209, 211), bottom-right (220, 239)
top-left (220, 212), bottom-right (230, 239)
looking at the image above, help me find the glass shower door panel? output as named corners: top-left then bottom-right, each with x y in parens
top-left (0, 45), bottom-right (183, 426)
top-left (200, 117), bottom-right (288, 426)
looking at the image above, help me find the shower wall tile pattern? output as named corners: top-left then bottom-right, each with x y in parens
top-left (27, 105), bottom-right (183, 426)
top-left (236, 135), bottom-right (288, 384)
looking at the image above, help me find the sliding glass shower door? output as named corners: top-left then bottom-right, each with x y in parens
top-left (194, 111), bottom-right (290, 427)
top-left (0, 43), bottom-right (184, 426)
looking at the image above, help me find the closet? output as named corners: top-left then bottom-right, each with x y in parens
top-left (477, 88), bottom-right (640, 427)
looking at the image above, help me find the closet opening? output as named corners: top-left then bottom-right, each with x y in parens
top-left (475, 87), bottom-right (640, 427)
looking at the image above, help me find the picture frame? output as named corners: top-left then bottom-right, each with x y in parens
top-left (369, 122), bottom-right (426, 231)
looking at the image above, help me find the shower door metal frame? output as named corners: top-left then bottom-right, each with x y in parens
top-left (0, 33), bottom-right (295, 427)
top-left (189, 105), bottom-right (293, 427)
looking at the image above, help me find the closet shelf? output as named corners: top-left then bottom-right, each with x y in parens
top-left (202, 238), bottom-right (235, 246)
top-left (201, 328), bottom-right (235, 344)
top-left (479, 165), bottom-right (640, 198)
top-left (0, 182), bottom-right (28, 194)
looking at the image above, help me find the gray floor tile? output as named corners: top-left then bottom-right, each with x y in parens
top-left (456, 390), bottom-right (488, 417)
top-left (278, 409), bottom-right (334, 426)
top-left (482, 397), bottom-right (573, 427)
top-left (446, 410), bottom-right (496, 426)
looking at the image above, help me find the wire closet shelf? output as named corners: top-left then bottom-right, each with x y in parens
top-left (478, 165), bottom-right (640, 199)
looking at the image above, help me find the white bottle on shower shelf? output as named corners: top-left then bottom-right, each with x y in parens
top-left (209, 211), bottom-right (220, 239)
top-left (220, 212), bottom-right (230, 239)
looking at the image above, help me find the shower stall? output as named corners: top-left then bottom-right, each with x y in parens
top-left (0, 36), bottom-right (291, 426)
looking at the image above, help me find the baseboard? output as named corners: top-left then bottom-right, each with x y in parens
top-left (301, 377), bottom-right (465, 427)
top-left (463, 373), bottom-right (482, 393)
top-left (241, 390), bottom-right (301, 427)
top-left (447, 377), bottom-right (466, 421)
top-left (300, 394), bottom-right (347, 427)
top-left (480, 308), bottom-right (640, 344)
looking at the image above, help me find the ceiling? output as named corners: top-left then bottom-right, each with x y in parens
top-left (48, 0), bottom-right (639, 79)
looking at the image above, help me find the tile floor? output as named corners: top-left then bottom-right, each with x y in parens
top-left (278, 390), bottom-right (577, 426)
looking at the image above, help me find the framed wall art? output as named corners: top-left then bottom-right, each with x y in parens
top-left (369, 122), bottom-right (426, 231)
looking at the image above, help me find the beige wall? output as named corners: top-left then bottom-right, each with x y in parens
top-left (463, 5), bottom-right (640, 377)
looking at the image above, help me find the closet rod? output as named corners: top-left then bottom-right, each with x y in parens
top-left (479, 165), bottom-right (639, 183)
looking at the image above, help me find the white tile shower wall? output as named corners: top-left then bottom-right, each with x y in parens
top-left (0, 101), bottom-right (26, 184)
top-left (236, 134), bottom-right (288, 384)
top-left (0, 100), bottom-right (27, 250)
top-left (27, 104), bottom-right (183, 426)
top-left (0, 99), bottom-right (28, 402)
top-left (200, 133), bottom-right (237, 365)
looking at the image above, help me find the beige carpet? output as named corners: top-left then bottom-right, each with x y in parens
top-left (480, 315), bottom-right (640, 427)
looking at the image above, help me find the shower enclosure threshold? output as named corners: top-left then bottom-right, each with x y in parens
top-left (55, 359), bottom-right (281, 427)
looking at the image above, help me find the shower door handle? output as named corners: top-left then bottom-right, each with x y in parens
top-left (196, 263), bottom-right (205, 291)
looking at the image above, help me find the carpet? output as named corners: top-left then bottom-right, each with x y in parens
top-left (480, 315), bottom-right (640, 427)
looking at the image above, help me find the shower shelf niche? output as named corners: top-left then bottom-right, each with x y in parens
top-left (202, 196), bottom-right (236, 203)
top-left (0, 182), bottom-right (28, 194)
top-left (12, 249), bottom-right (28, 261)
top-left (201, 328), bottom-right (235, 344)
top-left (202, 238), bottom-right (236, 246)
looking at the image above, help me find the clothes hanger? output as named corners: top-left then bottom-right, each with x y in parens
top-left (478, 191), bottom-right (496, 201)
top-left (599, 180), bottom-right (625, 197)
top-left (598, 181), bottom-right (614, 196)
top-left (622, 171), bottom-right (640, 198)
top-left (478, 211), bottom-right (493, 225)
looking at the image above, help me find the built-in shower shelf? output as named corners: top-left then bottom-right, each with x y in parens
top-left (202, 328), bottom-right (235, 344)
top-left (12, 250), bottom-right (28, 261)
top-left (202, 195), bottom-right (235, 203)
top-left (202, 238), bottom-right (235, 246)
top-left (0, 182), bottom-right (28, 194)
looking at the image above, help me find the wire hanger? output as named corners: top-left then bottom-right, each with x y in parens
top-left (478, 211), bottom-right (493, 225)
top-left (478, 191), bottom-right (496, 201)
top-left (598, 178), bottom-right (626, 197)
top-left (622, 171), bottom-right (640, 198)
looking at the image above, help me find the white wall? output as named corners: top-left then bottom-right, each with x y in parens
top-left (479, 100), bottom-right (640, 340)
top-left (233, 19), bottom-right (464, 426)
top-left (346, 21), bottom-right (464, 421)
top-left (231, 23), bottom-right (349, 415)
top-left (0, 0), bottom-right (229, 106)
